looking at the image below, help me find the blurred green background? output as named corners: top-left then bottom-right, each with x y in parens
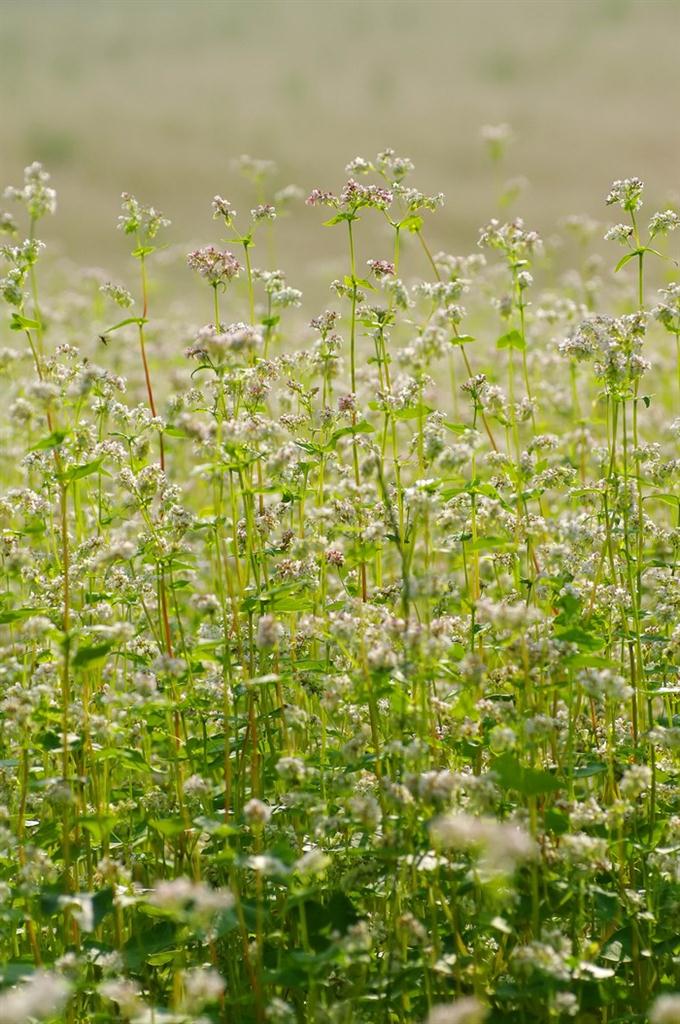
top-left (2, 0), bottom-right (680, 273)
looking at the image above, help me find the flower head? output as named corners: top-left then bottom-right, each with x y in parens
top-left (251, 204), bottom-right (276, 222)
top-left (187, 246), bottom-right (240, 286)
top-left (427, 996), bottom-right (488, 1024)
top-left (4, 162), bottom-right (57, 221)
top-left (212, 194), bottom-right (237, 225)
top-left (118, 193), bottom-right (170, 240)
top-left (649, 209), bottom-right (680, 237)
top-left (367, 258), bottom-right (395, 279)
top-left (651, 994), bottom-right (680, 1024)
top-left (0, 971), bottom-right (71, 1023)
top-left (430, 812), bottom-right (536, 875)
top-left (606, 177), bottom-right (644, 212)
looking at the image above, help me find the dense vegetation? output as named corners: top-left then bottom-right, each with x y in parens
top-left (0, 152), bottom-right (678, 1023)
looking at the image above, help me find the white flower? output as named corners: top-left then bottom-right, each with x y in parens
top-left (244, 798), bottom-right (272, 826)
top-left (294, 848), bottom-right (330, 876)
top-left (650, 994), bottom-right (680, 1024)
top-left (430, 813), bottom-right (536, 875)
top-left (427, 996), bottom-right (488, 1024)
top-left (256, 614), bottom-right (283, 650)
top-left (0, 971), bottom-right (71, 1024)
top-left (57, 893), bottom-right (95, 932)
top-left (620, 764), bottom-right (652, 798)
top-left (99, 978), bottom-right (143, 1018)
top-left (181, 966), bottom-right (225, 1011)
top-left (275, 756), bottom-right (307, 782)
top-left (148, 877), bottom-right (233, 919)
top-left (604, 223), bottom-right (634, 244)
top-left (649, 209), bottom-right (680, 236)
top-left (606, 177), bottom-right (644, 211)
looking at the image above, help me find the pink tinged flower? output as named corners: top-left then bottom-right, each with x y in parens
top-left (305, 188), bottom-right (335, 207)
top-left (367, 259), bottom-right (396, 279)
top-left (187, 246), bottom-right (241, 286)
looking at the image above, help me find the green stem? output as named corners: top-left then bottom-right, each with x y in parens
top-left (243, 242), bottom-right (255, 325)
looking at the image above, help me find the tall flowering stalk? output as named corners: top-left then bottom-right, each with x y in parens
top-left (307, 177), bottom-right (393, 601)
top-left (117, 192), bottom-right (170, 470)
top-left (2, 165), bottom-right (77, 897)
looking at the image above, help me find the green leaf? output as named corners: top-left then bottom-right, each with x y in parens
top-left (122, 919), bottom-right (176, 970)
top-left (29, 430), bottom-right (67, 452)
top-left (73, 641), bottom-right (114, 668)
top-left (149, 818), bottom-right (187, 838)
top-left (79, 815), bottom-right (118, 842)
top-left (59, 457), bottom-right (106, 486)
top-left (101, 316), bottom-right (147, 335)
top-left (95, 746), bottom-right (149, 771)
top-left (399, 214), bottom-right (423, 233)
top-left (492, 753), bottom-right (563, 795)
top-left (544, 809), bottom-right (569, 835)
top-left (451, 334), bottom-right (476, 346)
top-left (0, 607), bottom-right (45, 625)
top-left (37, 729), bottom-right (62, 751)
top-left (343, 274), bottom-right (375, 291)
top-left (322, 213), bottom-right (352, 227)
top-left (643, 492), bottom-right (679, 508)
top-left (301, 893), bottom-right (359, 949)
top-left (554, 589), bottom-right (581, 626)
top-left (295, 440), bottom-right (324, 456)
top-left (328, 420), bottom-right (375, 448)
top-left (10, 312), bottom-right (40, 332)
top-left (496, 329), bottom-right (525, 351)
top-left (272, 592), bottom-right (315, 613)
top-left (393, 404), bottom-right (433, 421)
top-left (92, 888), bottom-right (115, 928)
top-left (573, 762), bottom-right (607, 778)
top-left (614, 249), bottom-right (643, 273)
top-left (565, 653), bottom-right (615, 669)
top-left (0, 963), bottom-right (36, 986)
top-left (469, 536), bottom-right (512, 551)
top-left (146, 949), bottom-right (182, 967)
top-left (193, 816), bottom-right (239, 838)
top-left (554, 626), bottom-right (604, 651)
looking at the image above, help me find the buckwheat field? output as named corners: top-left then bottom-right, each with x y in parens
top-left (0, 7), bottom-right (679, 1024)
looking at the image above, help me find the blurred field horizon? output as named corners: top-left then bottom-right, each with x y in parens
top-left (2, 0), bottom-right (680, 276)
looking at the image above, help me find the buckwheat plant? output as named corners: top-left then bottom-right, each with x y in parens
top-left (0, 151), bottom-right (677, 1024)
